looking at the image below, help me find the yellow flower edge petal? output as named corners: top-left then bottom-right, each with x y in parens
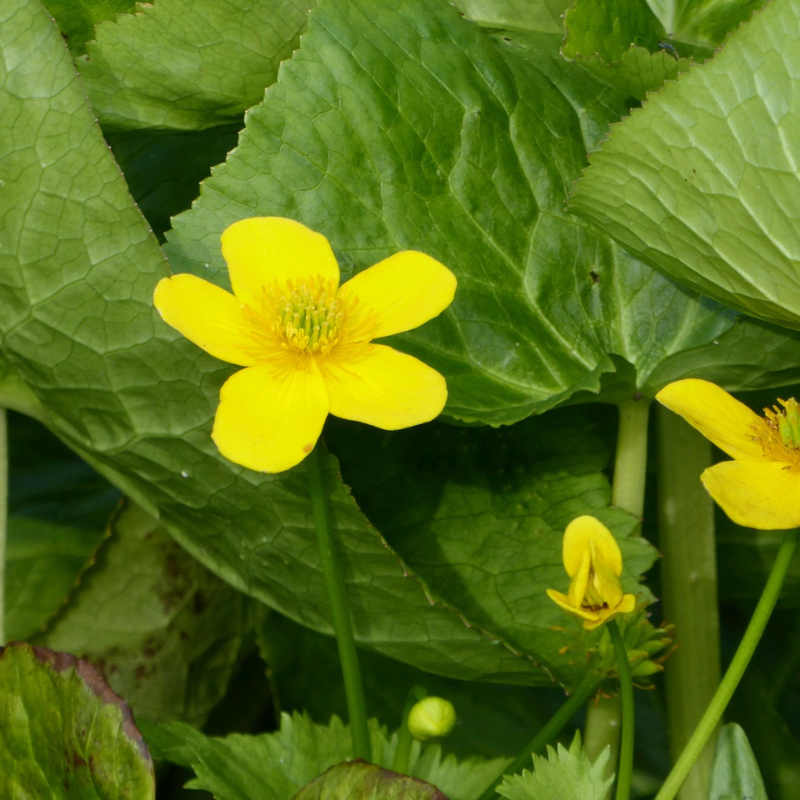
top-left (320, 344), bottom-right (447, 430)
top-left (567, 550), bottom-right (591, 608)
top-left (338, 251), bottom-right (457, 340)
top-left (656, 379), bottom-right (765, 461)
top-left (221, 217), bottom-right (340, 309)
top-left (701, 460), bottom-right (800, 530)
top-left (545, 589), bottom-right (601, 623)
top-left (562, 516), bottom-right (622, 577)
top-left (212, 363), bottom-right (329, 473)
top-left (154, 274), bottom-right (261, 366)
top-left (582, 593), bottom-right (637, 631)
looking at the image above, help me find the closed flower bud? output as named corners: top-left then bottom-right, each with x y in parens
top-left (407, 697), bottom-right (456, 742)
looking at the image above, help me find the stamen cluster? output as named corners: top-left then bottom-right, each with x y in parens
top-left (273, 278), bottom-right (345, 356)
top-left (755, 397), bottom-right (800, 467)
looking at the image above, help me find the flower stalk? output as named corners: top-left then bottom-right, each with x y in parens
top-left (307, 444), bottom-right (371, 762)
top-left (654, 527), bottom-right (800, 800)
top-left (608, 620), bottom-right (634, 800)
top-left (657, 406), bottom-right (720, 800)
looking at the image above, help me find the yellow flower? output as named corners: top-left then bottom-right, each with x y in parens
top-left (546, 516), bottom-right (636, 630)
top-left (154, 217), bottom-right (456, 473)
top-left (657, 379), bottom-right (800, 530)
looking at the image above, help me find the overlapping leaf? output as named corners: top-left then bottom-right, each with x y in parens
top-left (166, 0), bottom-right (800, 426)
top-left (0, 0), bottom-right (565, 687)
top-left (0, 643), bottom-right (155, 799)
top-left (79, 0), bottom-right (313, 130)
top-left (39, 502), bottom-right (249, 725)
top-left (571, 0), bottom-right (800, 333)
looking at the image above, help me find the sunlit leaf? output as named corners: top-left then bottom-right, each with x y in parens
top-left (708, 724), bottom-right (768, 800)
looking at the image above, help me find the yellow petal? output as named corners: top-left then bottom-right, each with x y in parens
top-left (591, 558), bottom-right (624, 608)
top-left (212, 363), bottom-right (329, 473)
top-left (154, 274), bottom-right (261, 366)
top-left (338, 251), bottom-right (456, 340)
top-left (320, 344), bottom-right (447, 429)
top-left (546, 589), bottom-right (601, 623)
top-left (701, 460), bottom-right (800, 530)
top-left (562, 516), bottom-right (622, 578)
top-left (567, 550), bottom-right (591, 608)
top-left (656, 379), bottom-right (765, 461)
top-left (221, 217), bottom-right (340, 308)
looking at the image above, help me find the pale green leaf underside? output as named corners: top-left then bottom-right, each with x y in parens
top-left (497, 734), bottom-right (612, 800)
top-left (452, 0), bottom-right (572, 34)
top-left (80, 0), bottom-right (313, 130)
top-left (166, 0), bottom-right (800, 426)
top-left (0, 643), bottom-right (155, 799)
top-left (708, 724), bottom-right (768, 800)
top-left (571, 0), bottom-right (800, 333)
top-left (0, 0), bottom-right (563, 686)
top-left (38, 503), bottom-right (249, 726)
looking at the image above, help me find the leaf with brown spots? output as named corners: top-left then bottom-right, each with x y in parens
top-left (0, 643), bottom-right (155, 799)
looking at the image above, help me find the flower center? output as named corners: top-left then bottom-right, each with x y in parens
top-left (272, 278), bottom-right (345, 356)
top-left (756, 398), bottom-right (800, 465)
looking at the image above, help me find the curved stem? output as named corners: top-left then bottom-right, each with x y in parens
top-left (608, 621), bottom-right (634, 800)
top-left (0, 409), bottom-right (6, 647)
top-left (655, 528), bottom-right (800, 800)
top-left (475, 672), bottom-right (600, 800)
top-left (307, 444), bottom-right (370, 762)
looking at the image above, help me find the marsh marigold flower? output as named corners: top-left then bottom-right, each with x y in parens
top-left (154, 217), bottom-right (456, 473)
top-left (547, 516), bottom-right (636, 630)
top-left (657, 379), bottom-right (800, 530)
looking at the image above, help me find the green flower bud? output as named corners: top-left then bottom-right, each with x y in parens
top-left (407, 697), bottom-right (456, 742)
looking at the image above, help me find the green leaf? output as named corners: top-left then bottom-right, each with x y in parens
top-left (708, 724), bottom-right (768, 800)
top-left (562, 0), bottom-right (664, 62)
top-left (570, 0), bottom-right (800, 332)
top-left (0, 642), bottom-right (155, 799)
top-left (295, 761), bottom-right (448, 800)
top-left (79, 0), bottom-right (314, 130)
top-left (145, 712), bottom-right (505, 800)
top-left (326, 411), bottom-right (658, 688)
top-left (0, 0), bottom-right (555, 685)
top-left (647, 0), bottom-right (767, 48)
top-left (38, 502), bottom-right (250, 725)
top-left (165, 0), bottom-right (800, 425)
top-left (452, 0), bottom-right (572, 34)
top-left (6, 413), bottom-right (118, 642)
top-left (497, 733), bottom-right (612, 800)
top-left (43, 0), bottom-right (134, 56)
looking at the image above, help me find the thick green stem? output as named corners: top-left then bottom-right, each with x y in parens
top-left (307, 445), bottom-right (370, 762)
top-left (657, 408), bottom-right (720, 800)
top-left (586, 398), bottom-right (651, 778)
top-left (612, 397), bottom-right (652, 518)
top-left (608, 621), bottom-right (634, 800)
top-left (0, 409), bottom-right (6, 647)
top-left (476, 672), bottom-right (600, 800)
top-left (655, 528), bottom-right (800, 800)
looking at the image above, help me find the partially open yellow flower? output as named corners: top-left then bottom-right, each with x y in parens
top-left (154, 217), bottom-right (456, 473)
top-left (657, 379), bottom-right (800, 530)
top-left (547, 516), bottom-right (636, 630)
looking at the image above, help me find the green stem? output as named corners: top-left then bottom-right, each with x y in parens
top-left (655, 528), bottom-right (800, 800)
top-left (475, 672), bottom-right (600, 800)
top-left (0, 408), bottom-right (6, 647)
top-left (586, 397), bottom-right (651, 782)
top-left (392, 686), bottom-right (427, 774)
top-left (307, 444), bottom-right (371, 762)
top-left (608, 621), bottom-right (634, 800)
top-left (657, 407), bottom-right (720, 800)
top-left (612, 397), bottom-right (652, 518)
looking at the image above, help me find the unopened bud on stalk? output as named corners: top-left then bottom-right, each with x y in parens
top-left (407, 697), bottom-right (456, 742)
